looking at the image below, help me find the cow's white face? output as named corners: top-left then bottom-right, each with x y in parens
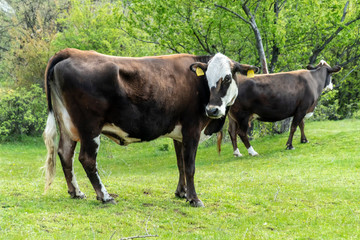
top-left (205, 53), bottom-right (238, 118)
top-left (190, 53), bottom-right (259, 119)
top-left (319, 60), bottom-right (337, 91)
top-left (324, 76), bottom-right (333, 91)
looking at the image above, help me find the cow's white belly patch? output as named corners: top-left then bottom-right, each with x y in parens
top-left (102, 123), bottom-right (212, 145)
top-left (102, 123), bottom-right (141, 145)
top-left (161, 124), bottom-right (211, 143)
top-left (163, 125), bottom-right (182, 142)
top-left (305, 112), bottom-right (314, 118)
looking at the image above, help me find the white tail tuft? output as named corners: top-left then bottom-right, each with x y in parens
top-left (43, 111), bottom-right (57, 192)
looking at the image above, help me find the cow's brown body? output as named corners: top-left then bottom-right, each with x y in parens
top-left (224, 61), bottom-right (341, 156)
top-left (43, 48), bottom-right (229, 206)
top-left (43, 48), bottom-right (259, 206)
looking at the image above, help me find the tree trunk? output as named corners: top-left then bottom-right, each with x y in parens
top-left (241, 3), bottom-right (269, 74)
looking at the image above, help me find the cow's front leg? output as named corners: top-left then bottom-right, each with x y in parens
top-left (79, 135), bottom-right (115, 204)
top-left (174, 140), bottom-right (186, 198)
top-left (182, 131), bottom-right (204, 207)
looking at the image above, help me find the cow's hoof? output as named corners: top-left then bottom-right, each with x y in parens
top-left (286, 145), bottom-right (295, 150)
top-left (103, 198), bottom-right (117, 205)
top-left (301, 139), bottom-right (309, 143)
top-left (189, 199), bottom-right (204, 207)
top-left (69, 191), bottom-right (86, 199)
top-left (175, 191), bottom-right (186, 199)
top-left (233, 149), bottom-right (242, 157)
top-left (247, 147), bottom-right (258, 156)
top-left (97, 196), bottom-right (116, 204)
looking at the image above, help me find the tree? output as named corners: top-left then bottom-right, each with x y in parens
top-left (215, 1), bottom-right (269, 73)
top-left (308, 1), bottom-right (360, 65)
top-left (124, 0), bottom-right (360, 121)
top-left (1, 0), bottom-right (69, 87)
top-left (52, 0), bottom-right (164, 57)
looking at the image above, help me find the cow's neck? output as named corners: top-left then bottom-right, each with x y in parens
top-left (310, 67), bottom-right (328, 95)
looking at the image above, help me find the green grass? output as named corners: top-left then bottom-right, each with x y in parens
top-left (1, 119), bottom-right (360, 239)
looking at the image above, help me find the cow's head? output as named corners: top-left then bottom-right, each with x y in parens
top-left (307, 60), bottom-right (341, 91)
top-left (191, 53), bottom-right (259, 119)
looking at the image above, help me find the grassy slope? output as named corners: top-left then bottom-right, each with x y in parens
top-left (0, 119), bottom-right (359, 239)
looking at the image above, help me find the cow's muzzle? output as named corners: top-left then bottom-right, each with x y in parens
top-left (205, 105), bottom-right (223, 119)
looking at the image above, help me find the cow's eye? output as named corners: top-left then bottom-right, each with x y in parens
top-left (223, 75), bottom-right (231, 83)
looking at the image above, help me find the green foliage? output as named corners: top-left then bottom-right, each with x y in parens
top-left (0, 0), bottom-right (66, 87)
top-left (336, 68), bottom-right (360, 118)
top-left (312, 90), bottom-right (341, 121)
top-left (0, 85), bottom-right (47, 140)
top-left (1, 120), bottom-right (360, 239)
top-left (125, 0), bottom-right (359, 120)
top-left (4, 30), bottom-right (56, 88)
top-left (0, 0), bottom-right (358, 141)
top-left (126, 0), bottom-right (254, 58)
top-left (52, 0), bottom-right (164, 56)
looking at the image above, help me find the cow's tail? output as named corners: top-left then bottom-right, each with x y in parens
top-left (43, 50), bottom-right (69, 192)
top-left (43, 111), bottom-right (57, 192)
top-left (216, 131), bottom-right (223, 155)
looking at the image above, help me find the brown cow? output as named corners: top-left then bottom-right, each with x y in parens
top-left (218, 60), bottom-right (341, 157)
top-left (43, 48), bottom-right (258, 206)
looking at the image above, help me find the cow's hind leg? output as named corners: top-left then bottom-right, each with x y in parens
top-left (238, 117), bottom-right (258, 156)
top-left (286, 123), bottom-right (297, 150)
top-left (228, 118), bottom-right (242, 157)
top-left (58, 132), bottom-right (85, 199)
top-left (299, 120), bottom-right (308, 143)
top-left (79, 135), bottom-right (115, 204)
top-left (174, 140), bottom-right (186, 198)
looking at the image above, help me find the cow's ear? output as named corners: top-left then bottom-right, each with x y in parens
top-left (306, 64), bottom-right (317, 70)
top-left (190, 62), bottom-right (208, 76)
top-left (232, 62), bottom-right (260, 76)
top-left (329, 65), bottom-right (341, 73)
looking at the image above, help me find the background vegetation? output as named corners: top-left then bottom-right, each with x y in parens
top-left (0, 0), bottom-right (359, 140)
top-left (1, 0), bottom-right (359, 140)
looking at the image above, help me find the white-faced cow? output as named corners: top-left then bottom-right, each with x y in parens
top-left (217, 60), bottom-right (341, 157)
top-left (43, 48), bottom-right (258, 207)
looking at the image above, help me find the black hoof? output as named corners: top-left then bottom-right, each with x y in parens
top-left (69, 191), bottom-right (86, 199)
top-left (188, 199), bottom-right (204, 207)
top-left (97, 196), bottom-right (116, 204)
top-left (103, 199), bottom-right (117, 204)
top-left (301, 139), bottom-right (309, 143)
top-left (286, 145), bottom-right (295, 150)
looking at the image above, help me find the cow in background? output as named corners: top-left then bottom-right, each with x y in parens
top-left (43, 48), bottom-right (258, 206)
top-left (217, 60), bottom-right (341, 157)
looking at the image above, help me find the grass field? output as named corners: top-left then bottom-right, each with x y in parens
top-left (1, 119), bottom-right (359, 239)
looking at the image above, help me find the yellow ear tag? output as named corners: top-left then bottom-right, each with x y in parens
top-left (247, 69), bottom-right (255, 78)
top-left (196, 67), bottom-right (205, 76)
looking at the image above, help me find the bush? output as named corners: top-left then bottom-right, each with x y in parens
top-left (312, 90), bottom-right (341, 121)
top-left (0, 85), bottom-right (47, 140)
